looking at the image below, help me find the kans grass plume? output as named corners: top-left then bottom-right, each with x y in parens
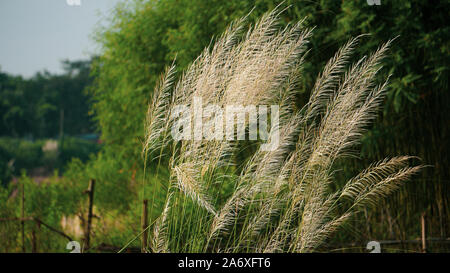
top-left (143, 7), bottom-right (422, 253)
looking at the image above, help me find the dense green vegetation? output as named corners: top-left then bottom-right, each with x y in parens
top-left (0, 0), bottom-right (448, 252)
top-left (0, 59), bottom-right (100, 185)
top-left (0, 137), bottom-right (101, 184)
top-left (0, 59), bottom-right (94, 138)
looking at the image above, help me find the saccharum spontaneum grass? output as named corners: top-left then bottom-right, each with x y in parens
top-left (142, 7), bottom-right (422, 253)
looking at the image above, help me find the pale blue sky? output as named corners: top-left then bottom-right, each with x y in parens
top-left (0, 0), bottom-right (122, 78)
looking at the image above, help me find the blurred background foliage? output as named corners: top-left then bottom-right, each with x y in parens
top-left (0, 0), bottom-right (448, 252)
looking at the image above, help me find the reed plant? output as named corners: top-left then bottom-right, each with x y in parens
top-left (142, 7), bottom-right (422, 253)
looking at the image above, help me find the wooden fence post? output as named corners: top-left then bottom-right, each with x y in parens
top-left (21, 181), bottom-right (25, 253)
top-left (85, 179), bottom-right (95, 251)
top-left (31, 229), bottom-right (37, 253)
top-left (421, 212), bottom-right (427, 253)
top-left (35, 221), bottom-right (41, 253)
top-left (141, 199), bottom-right (149, 253)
